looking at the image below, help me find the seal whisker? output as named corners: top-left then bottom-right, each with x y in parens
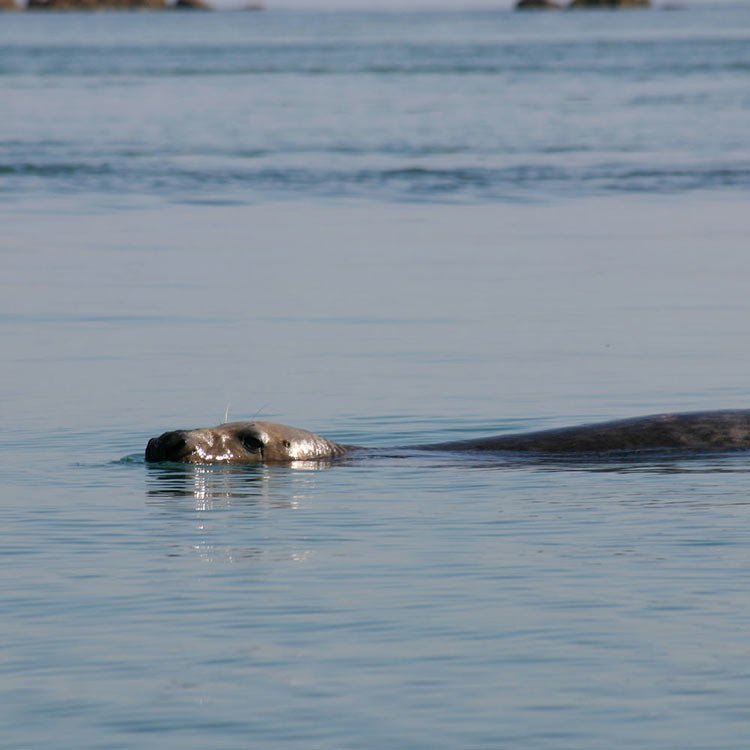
top-left (249, 403), bottom-right (269, 421)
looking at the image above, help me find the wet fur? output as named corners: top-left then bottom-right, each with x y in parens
top-left (146, 410), bottom-right (750, 464)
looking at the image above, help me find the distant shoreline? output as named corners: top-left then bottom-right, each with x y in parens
top-left (3, 0), bottom-right (265, 10)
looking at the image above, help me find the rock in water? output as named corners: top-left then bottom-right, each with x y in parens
top-left (27, 0), bottom-right (167, 9)
top-left (174, 0), bottom-right (212, 9)
top-left (515, 0), bottom-right (563, 9)
top-left (568, 0), bottom-right (650, 7)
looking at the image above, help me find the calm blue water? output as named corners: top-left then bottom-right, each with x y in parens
top-left (3, 6), bottom-right (750, 749)
top-left (2, 7), bottom-right (750, 202)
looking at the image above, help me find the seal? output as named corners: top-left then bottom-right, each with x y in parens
top-left (145, 410), bottom-right (750, 464)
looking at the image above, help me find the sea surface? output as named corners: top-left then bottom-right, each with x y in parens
top-left (3, 6), bottom-right (750, 749)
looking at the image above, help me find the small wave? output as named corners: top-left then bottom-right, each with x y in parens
top-left (3, 61), bottom-right (750, 79)
top-left (3, 158), bottom-right (750, 202)
top-left (1, 38), bottom-right (749, 78)
top-left (115, 454), bottom-right (146, 464)
top-left (0, 162), bottom-right (114, 178)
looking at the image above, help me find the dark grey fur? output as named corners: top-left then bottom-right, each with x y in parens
top-left (146, 410), bottom-right (750, 464)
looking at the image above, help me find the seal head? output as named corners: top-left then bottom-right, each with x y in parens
top-left (145, 420), bottom-right (350, 464)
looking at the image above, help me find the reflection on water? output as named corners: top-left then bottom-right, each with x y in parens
top-left (138, 447), bottom-right (750, 574)
top-left (510, 451), bottom-right (750, 475)
top-left (144, 463), bottom-right (329, 565)
top-left (145, 461), bottom-right (332, 506)
top-left (143, 448), bottom-right (750, 511)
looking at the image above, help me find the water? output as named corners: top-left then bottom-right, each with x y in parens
top-left (2, 8), bottom-right (750, 202)
top-left (3, 6), bottom-right (750, 748)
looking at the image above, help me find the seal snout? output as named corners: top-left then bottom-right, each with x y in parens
top-left (145, 430), bottom-right (189, 462)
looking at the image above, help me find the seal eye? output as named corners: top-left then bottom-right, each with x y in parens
top-left (238, 433), bottom-right (264, 454)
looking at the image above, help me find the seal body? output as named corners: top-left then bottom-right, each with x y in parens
top-left (145, 410), bottom-right (750, 464)
top-left (414, 410), bottom-right (750, 454)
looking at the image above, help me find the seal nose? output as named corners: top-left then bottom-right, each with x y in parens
top-left (145, 430), bottom-right (188, 462)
